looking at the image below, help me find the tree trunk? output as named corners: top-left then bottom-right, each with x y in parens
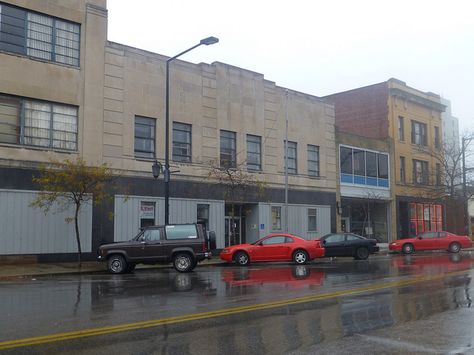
top-left (75, 203), bottom-right (82, 267)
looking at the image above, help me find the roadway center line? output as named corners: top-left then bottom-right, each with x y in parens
top-left (0, 269), bottom-right (471, 350)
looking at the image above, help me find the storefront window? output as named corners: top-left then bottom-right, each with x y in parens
top-left (408, 202), bottom-right (443, 236)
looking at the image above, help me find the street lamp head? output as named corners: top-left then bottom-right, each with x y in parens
top-left (200, 36), bottom-right (219, 46)
top-left (152, 160), bottom-right (162, 179)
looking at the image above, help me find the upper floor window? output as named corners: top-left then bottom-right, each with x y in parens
top-left (434, 126), bottom-right (440, 149)
top-left (220, 130), bottom-right (236, 168)
top-left (0, 94), bottom-right (77, 150)
top-left (134, 116), bottom-right (155, 159)
top-left (339, 145), bottom-right (389, 188)
top-left (340, 146), bottom-right (352, 174)
top-left (307, 144), bottom-right (320, 177)
top-left (436, 163), bottom-right (442, 185)
top-left (411, 120), bottom-right (427, 146)
top-left (246, 134), bottom-right (261, 171)
top-left (284, 141), bottom-right (297, 174)
top-left (172, 122), bottom-right (192, 162)
top-left (400, 156), bottom-right (406, 183)
top-left (0, 2), bottom-right (80, 66)
top-left (398, 116), bottom-right (405, 141)
top-left (413, 159), bottom-right (429, 185)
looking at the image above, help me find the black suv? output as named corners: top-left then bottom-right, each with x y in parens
top-left (98, 224), bottom-right (216, 273)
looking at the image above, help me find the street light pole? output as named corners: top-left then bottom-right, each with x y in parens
top-left (163, 36), bottom-right (218, 225)
top-left (462, 137), bottom-right (469, 235)
top-left (284, 89), bottom-right (289, 233)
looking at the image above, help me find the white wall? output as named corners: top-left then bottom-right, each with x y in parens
top-left (0, 189), bottom-right (92, 254)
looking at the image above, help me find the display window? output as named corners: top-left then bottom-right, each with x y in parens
top-left (408, 202), bottom-right (443, 236)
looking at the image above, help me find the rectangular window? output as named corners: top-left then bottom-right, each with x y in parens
top-left (246, 134), bottom-right (261, 171)
top-left (398, 116), bottom-right (404, 141)
top-left (353, 149), bottom-right (365, 176)
top-left (134, 116), bottom-right (155, 159)
top-left (378, 154), bottom-right (388, 179)
top-left (413, 159), bottom-right (429, 185)
top-left (411, 120), bottom-right (428, 146)
top-left (165, 225), bottom-right (198, 239)
top-left (172, 122), bottom-right (192, 162)
top-left (271, 206), bottom-right (281, 230)
top-left (307, 144), bottom-right (320, 177)
top-left (366, 151), bottom-right (377, 177)
top-left (307, 208), bottom-right (317, 231)
top-left (436, 163), bottom-right (442, 185)
top-left (400, 156), bottom-right (406, 183)
top-left (197, 204), bottom-right (210, 231)
top-left (409, 203), bottom-right (443, 236)
top-left (220, 130), bottom-right (236, 168)
top-left (284, 141), bottom-right (297, 174)
top-left (340, 146), bottom-right (353, 174)
top-left (0, 94), bottom-right (77, 150)
top-left (0, 2), bottom-right (80, 66)
top-left (434, 126), bottom-right (440, 148)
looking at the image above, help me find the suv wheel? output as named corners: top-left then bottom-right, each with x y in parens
top-left (173, 253), bottom-right (195, 273)
top-left (108, 255), bottom-right (128, 274)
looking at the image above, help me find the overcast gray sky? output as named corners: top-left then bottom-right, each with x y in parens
top-left (107, 0), bottom-right (474, 131)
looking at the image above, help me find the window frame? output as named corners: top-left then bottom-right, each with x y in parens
top-left (284, 140), bottom-right (297, 174)
top-left (400, 156), bottom-right (406, 183)
top-left (307, 144), bottom-right (320, 177)
top-left (271, 206), bottom-right (282, 231)
top-left (0, 93), bottom-right (78, 150)
top-left (412, 159), bottom-right (429, 185)
top-left (172, 121), bottom-right (192, 163)
top-left (134, 116), bottom-right (156, 159)
top-left (0, 2), bottom-right (81, 67)
top-left (307, 208), bottom-right (317, 232)
top-left (411, 120), bottom-right (428, 146)
top-left (220, 130), bottom-right (236, 168)
top-left (398, 116), bottom-right (405, 141)
top-left (246, 134), bottom-right (262, 171)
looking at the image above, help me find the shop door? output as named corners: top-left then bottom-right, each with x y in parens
top-left (225, 217), bottom-right (241, 246)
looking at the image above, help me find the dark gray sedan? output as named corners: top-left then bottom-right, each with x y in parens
top-left (318, 233), bottom-right (379, 260)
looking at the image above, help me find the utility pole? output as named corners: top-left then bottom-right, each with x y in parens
top-left (462, 137), bottom-right (469, 235)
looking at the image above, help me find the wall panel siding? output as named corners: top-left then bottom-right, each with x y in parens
top-left (114, 195), bottom-right (225, 247)
top-left (0, 190), bottom-right (92, 254)
top-left (258, 203), bottom-right (331, 240)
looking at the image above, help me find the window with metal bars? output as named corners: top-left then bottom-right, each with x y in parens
top-left (0, 94), bottom-right (77, 150)
top-left (0, 2), bottom-right (80, 66)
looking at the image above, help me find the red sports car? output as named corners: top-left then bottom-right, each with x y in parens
top-left (220, 233), bottom-right (325, 266)
top-left (389, 231), bottom-right (472, 254)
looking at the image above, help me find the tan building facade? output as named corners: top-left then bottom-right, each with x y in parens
top-left (325, 79), bottom-right (446, 240)
top-left (0, 0), bottom-right (337, 258)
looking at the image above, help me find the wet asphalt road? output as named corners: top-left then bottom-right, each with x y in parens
top-left (1, 252), bottom-right (474, 354)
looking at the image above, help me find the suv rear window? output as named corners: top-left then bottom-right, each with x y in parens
top-left (165, 225), bottom-right (198, 239)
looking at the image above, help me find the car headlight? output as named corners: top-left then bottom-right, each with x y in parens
top-left (221, 249), bottom-right (230, 254)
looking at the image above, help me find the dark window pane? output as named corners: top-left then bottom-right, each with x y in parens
top-left (378, 154), bottom-right (388, 179)
top-left (220, 130), bottom-right (236, 168)
top-left (0, 95), bottom-right (21, 144)
top-left (308, 144), bottom-right (319, 177)
top-left (0, 4), bottom-right (26, 54)
top-left (285, 141), bottom-right (297, 174)
top-left (134, 116), bottom-right (155, 158)
top-left (353, 149), bottom-right (365, 176)
top-left (247, 134), bottom-right (261, 170)
top-left (366, 151), bottom-right (377, 177)
top-left (173, 122), bottom-right (192, 162)
top-left (340, 146), bottom-right (352, 174)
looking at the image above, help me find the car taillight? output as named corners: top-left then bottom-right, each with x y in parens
top-left (202, 239), bottom-right (207, 252)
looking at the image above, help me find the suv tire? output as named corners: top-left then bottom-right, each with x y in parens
top-left (108, 255), bottom-right (128, 274)
top-left (173, 253), bottom-right (195, 273)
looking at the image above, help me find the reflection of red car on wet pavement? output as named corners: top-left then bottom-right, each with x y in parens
top-left (389, 231), bottom-right (472, 254)
top-left (221, 266), bottom-right (325, 288)
top-left (391, 253), bottom-right (473, 273)
top-left (220, 233), bottom-right (325, 266)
